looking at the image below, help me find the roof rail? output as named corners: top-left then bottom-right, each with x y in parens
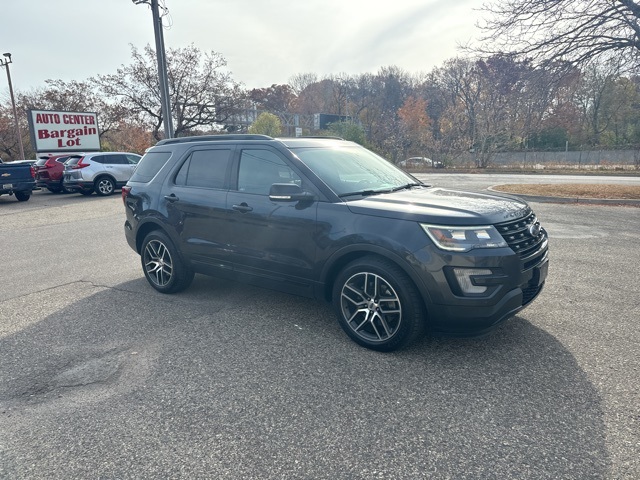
top-left (293, 136), bottom-right (345, 140)
top-left (156, 134), bottom-right (273, 146)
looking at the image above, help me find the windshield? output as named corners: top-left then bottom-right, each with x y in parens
top-left (291, 145), bottom-right (420, 196)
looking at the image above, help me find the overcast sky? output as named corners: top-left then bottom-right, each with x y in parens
top-left (1, 0), bottom-right (483, 93)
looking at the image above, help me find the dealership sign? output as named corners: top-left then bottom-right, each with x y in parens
top-left (28, 109), bottom-right (100, 153)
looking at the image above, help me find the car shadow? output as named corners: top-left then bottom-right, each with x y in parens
top-left (0, 276), bottom-right (608, 478)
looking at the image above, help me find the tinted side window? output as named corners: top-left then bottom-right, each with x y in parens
top-left (130, 152), bottom-right (172, 183)
top-left (111, 155), bottom-right (128, 165)
top-left (237, 149), bottom-right (300, 195)
top-left (99, 154), bottom-right (127, 165)
top-left (174, 149), bottom-right (232, 189)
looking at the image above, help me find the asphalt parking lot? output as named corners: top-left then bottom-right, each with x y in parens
top-left (1, 180), bottom-right (638, 479)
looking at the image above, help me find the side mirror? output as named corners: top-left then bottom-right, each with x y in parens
top-left (269, 183), bottom-right (314, 202)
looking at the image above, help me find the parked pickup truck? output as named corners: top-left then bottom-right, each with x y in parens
top-left (0, 160), bottom-right (36, 202)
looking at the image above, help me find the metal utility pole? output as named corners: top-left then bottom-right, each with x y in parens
top-left (0, 53), bottom-right (26, 160)
top-left (133, 0), bottom-right (174, 139)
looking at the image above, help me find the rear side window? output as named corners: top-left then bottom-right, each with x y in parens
top-left (174, 149), bottom-right (232, 189)
top-left (129, 152), bottom-right (172, 183)
top-left (97, 154), bottom-right (127, 165)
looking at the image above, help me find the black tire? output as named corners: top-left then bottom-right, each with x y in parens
top-left (79, 187), bottom-right (94, 196)
top-left (332, 256), bottom-right (426, 352)
top-left (94, 176), bottom-right (115, 196)
top-left (141, 230), bottom-right (194, 294)
top-left (14, 191), bottom-right (30, 202)
top-left (47, 186), bottom-right (61, 193)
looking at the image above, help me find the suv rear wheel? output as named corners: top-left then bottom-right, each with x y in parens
top-left (95, 176), bottom-right (116, 196)
top-left (332, 256), bottom-right (426, 351)
top-left (141, 231), bottom-right (195, 293)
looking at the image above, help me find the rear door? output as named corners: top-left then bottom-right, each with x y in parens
top-left (100, 154), bottom-right (132, 183)
top-left (161, 146), bottom-right (234, 268)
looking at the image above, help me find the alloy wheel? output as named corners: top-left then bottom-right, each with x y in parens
top-left (97, 178), bottom-right (114, 195)
top-left (143, 239), bottom-right (173, 288)
top-left (339, 272), bottom-right (402, 343)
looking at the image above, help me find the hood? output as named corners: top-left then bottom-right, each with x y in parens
top-left (345, 187), bottom-right (531, 225)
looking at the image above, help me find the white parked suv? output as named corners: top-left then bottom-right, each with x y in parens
top-left (63, 152), bottom-right (141, 196)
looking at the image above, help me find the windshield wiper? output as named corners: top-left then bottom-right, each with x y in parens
top-left (338, 183), bottom-right (426, 198)
top-left (338, 188), bottom-right (392, 198)
top-left (390, 183), bottom-right (424, 192)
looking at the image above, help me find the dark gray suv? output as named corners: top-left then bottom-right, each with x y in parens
top-left (123, 135), bottom-right (548, 351)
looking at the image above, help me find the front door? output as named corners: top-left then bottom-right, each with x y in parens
top-left (224, 147), bottom-right (319, 290)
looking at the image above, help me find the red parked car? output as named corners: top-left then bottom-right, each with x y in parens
top-left (34, 154), bottom-right (72, 193)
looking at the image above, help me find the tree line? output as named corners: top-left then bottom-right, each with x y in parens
top-left (1, 0), bottom-right (640, 166)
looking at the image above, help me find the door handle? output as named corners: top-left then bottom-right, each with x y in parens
top-left (164, 194), bottom-right (179, 202)
top-left (232, 203), bottom-right (253, 213)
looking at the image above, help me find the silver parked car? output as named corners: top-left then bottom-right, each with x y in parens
top-left (399, 157), bottom-right (444, 169)
top-left (63, 152), bottom-right (142, 196)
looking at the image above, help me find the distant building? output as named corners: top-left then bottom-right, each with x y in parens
top-left (313, 113), bottom-right (351, 130)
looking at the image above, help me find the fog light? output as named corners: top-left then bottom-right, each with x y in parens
top-left (453, 268), bottom-right (492, 294)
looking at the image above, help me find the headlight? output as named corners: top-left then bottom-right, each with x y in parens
top-left (420, 224), bottom-right (507, 252)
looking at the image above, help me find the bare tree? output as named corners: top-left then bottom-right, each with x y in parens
top-left (288, 73), bottom-right (319, 96)
top-left (248, 84), bottom-right (297, 114)
top-left (477, 0), bottom-right (640, 69)
top-left (0, 104), bottom-right (21, 159)
top-left (93, 44), bottom-right (245, 140)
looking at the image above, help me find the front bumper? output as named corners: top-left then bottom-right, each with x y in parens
top-left (411, 244), bottom-right (549, 336)
top-left (428, 273), bottom-right (546, 335)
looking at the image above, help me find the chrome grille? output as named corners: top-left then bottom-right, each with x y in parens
top-left (495, 212), bottom-right (548, 267)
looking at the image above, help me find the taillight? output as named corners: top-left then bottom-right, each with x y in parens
top-left (122, 185), bottom-right (131, 204)
top-left (30, 166), bottom-right (35, 178)
top-left (72, 157), bottom-right (89, 169)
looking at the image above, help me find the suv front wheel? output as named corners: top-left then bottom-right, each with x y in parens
top-left (332, 256), bottom-right (426, 351)
top-left (141, 231), bottom-right (195, 294)
top-left (95, 176), bottom-right (116, 196)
